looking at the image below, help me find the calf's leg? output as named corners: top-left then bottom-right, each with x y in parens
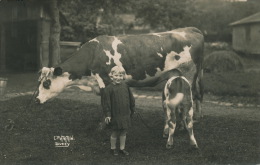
top-left (162, 99), bottom-right (170, 138)
top-left (184, 106), bottom-right (198, 149)
top-left (166, 106), bottom-right (177, 149)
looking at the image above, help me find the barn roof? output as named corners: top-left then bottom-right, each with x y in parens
top-left (230, 12), bottom-right (260, 26)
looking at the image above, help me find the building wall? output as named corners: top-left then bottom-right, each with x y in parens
top-left (232, 26), bottom-right (246, 52)
top-left (0, 2), bottom-right (42, 22)
top-left (232, 23), bottom-right (260, 55)
top-left (248, 24), bottom-right (260, 54)
top-left (0, 2), bottom-right (51, 72)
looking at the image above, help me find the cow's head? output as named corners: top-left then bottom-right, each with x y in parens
top-left (35, 67), bottom-right (100, 104)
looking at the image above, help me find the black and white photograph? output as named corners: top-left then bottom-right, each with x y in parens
top-left (0, 0), bottom-right (259, 164)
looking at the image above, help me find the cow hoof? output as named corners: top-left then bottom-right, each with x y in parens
top-left (188, 145), bottom-right (200, 153)
top-left (166, 144), bottom-right (173, 149)
top-left (191, 145), bottom-right (199, 149)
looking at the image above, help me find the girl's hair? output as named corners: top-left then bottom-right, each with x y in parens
top-left (109, 66), bottom-right (126, 78)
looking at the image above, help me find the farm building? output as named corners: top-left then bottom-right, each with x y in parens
top-left (0, 1), bottom-right (51, 72)
top-left (0, 1), bottom-right (78, 73)
top-left (230, 12), bottom-right (260, 55)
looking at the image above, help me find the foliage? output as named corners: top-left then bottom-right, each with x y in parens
top-left (59, 0), bottom-right (135, 42)
top-left (191, 0), bottom-right (260, 41)
top-left (135, 0), bottom-right (196, 30)
top-left (203, 71), bottom-right (260, 97)
top-left (59, 0), bottom-right (260, 42)
top-left (1, 91), bottom-right (260, 163)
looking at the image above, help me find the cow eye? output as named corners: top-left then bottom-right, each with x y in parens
top-left (43, 79), bottom-right (51, 89)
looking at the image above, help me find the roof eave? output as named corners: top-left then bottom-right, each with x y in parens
top-left (229, 21), bottom-right (260, 26)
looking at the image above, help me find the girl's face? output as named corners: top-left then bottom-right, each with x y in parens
top-left (111, 73), bottom-right (124, 84)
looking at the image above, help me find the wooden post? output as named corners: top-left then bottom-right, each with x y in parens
top-left (0, 24), bottom-right (6, 72)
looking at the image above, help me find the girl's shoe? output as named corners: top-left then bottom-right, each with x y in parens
top-left (111, 149), bottom-right (118, 156)
top-left (119, 149), bottom-right (129, 156)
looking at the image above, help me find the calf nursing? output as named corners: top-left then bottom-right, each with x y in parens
top-left (163, 76), bottom-right (198, 149)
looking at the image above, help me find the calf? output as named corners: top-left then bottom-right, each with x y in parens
top-left (162, 76), bottom-right (198, 149)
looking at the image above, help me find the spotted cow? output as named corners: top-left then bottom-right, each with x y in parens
top-left (163, 76), bottom-right (198, 149)
top-left (36, 27), bottom-right (204, 119)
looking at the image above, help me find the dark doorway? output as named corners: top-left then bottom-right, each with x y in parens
top-left (5, 20), bottom-right (38, 71)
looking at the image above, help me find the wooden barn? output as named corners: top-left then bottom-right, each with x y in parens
top-left (0, 1), bottom-right (81, 73)
top-left (0, 1), bottom-right (54, 72)
top-left (230, 12), bottom-right (260, 55)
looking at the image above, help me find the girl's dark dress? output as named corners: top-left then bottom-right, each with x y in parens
top-left (102, 82), bottom-right (135, 130)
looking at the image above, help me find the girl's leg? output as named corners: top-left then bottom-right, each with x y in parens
top-left (119, 129), bottom-right (127, 150)
top-left (119, 129), bottom-right (129, 155)
top-left (111, 130), bottom-right (119, 150)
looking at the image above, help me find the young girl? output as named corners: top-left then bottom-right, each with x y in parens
top-left (102, 66), bottom-right (135, 156)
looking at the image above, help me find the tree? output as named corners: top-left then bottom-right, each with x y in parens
top-left (135, 0), bottom-right (196, 30)
top-left (60, 0), bottom-right (136, 42)
top-left (191, 0), bottom-right (260, 41)
top-left (60, 0), bottom-right (260, 43)
top-left (48, 0), bottom-right (61, 66)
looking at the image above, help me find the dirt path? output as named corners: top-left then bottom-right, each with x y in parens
top-left (1, 88), bottom-right (259, 121)
top-left (135, 95), bottom-right (260, 122)
top-left (50, 89), bottom-right (260, 122)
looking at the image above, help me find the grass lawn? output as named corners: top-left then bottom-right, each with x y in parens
top-left (0, 95), bottom-right (259, 164)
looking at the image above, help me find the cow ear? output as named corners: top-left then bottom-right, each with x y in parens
top-left (54, 67), bottom-right (62, 76)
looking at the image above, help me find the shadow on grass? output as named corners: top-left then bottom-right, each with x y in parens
top-left (0, 96), bottom-right (259, 164)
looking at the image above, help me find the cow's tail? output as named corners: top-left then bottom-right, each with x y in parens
top-left (194, 31), bottom-right (204, 103)
top-left (167, 77), bottom-right (185, 105)
top-left (126, 69), bottom-right (182, 88)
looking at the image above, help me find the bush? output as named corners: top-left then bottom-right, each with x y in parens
top-left (204, 50), bottom-right (244, 73)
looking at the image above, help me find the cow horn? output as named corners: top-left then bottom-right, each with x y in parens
top-left (54, 67), bottom-right (63, 76)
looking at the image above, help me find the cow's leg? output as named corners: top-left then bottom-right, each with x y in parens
top-left (94, 73), bottom-right (106, 88)
top-left (195, 99), bottom-right (202, 120)
top-left (197, 69), bottom-right (204, 118)
top-left (166, 105), bottom-right (177, 149)
top-left (94, 73), bottom-right (107, 130)
top-left (192, 70), bottom-right (203, 121)
top-left (184, 105), bottom-right (198, 149)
